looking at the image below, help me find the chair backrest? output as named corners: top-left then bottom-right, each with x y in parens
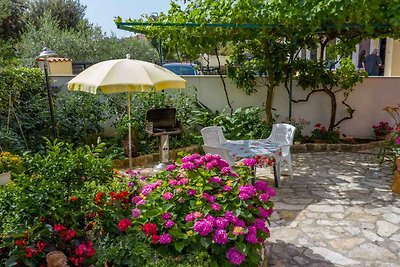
top-left (200, 126), bottom-right (228, 146)
top-left (268, 123), bottom-right (296, 157)
top-left (202, 145), bottom-right (236, 166)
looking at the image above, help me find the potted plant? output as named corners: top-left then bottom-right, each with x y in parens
top-left (0, 151), bottom-right (23, 185)
top-left (372, 121), bottom-right (393, 140)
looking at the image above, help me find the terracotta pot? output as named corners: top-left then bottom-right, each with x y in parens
top-left (396, 158), bottom-right (400, 172)
top-left (392, 171), bottom-right (400, 194)
top-left (0, 171), bottom-right (11, 185)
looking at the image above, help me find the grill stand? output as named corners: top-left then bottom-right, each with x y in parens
top-left (154, 134), bottom-right (170, 171)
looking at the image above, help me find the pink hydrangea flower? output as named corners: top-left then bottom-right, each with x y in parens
top-left (259, 193), bottom-right (270, 202)
top-left (131, 208), bottom-right (141, 218)
top-left (162, 192), bottom-right (174, 200)
top-left (223, 185), bottom-right (232, 192)
top-left (181, 162), bottom-right (195, 170)
top-left (245, 232), bottom-right (258, 244)
top-left (242, 158), bottom-right (257, 168)
top-left (213, 229), bottom-right (228, 244)
top-left (221, 167), bottom-right (231, 174)
top-left (209, 176), bottom-right (222, 184)
top-left (159, 233), bottom-right (173, 244)
top-left (202, 193), bottom-right (216, 203)
top-left (194, 211), bottom-right (203, 219)
top-left (224, 211), bottom-right (238, 223)
top-left (188, 189), bottom-right (197, 196)
top-left (214, 217), bottom-right (229, 229)
top-left (232, 226), bottom-right (245, 236)
top-left (161, 212), bottom-right (172, 220)
top-left (168, 179), bottom-right (179, 186)
top-left (185, 213), bottom-right (196, 222)
top-left (131, 196), bottom-right (142, 204)
top-left (164, 220), bottom-right (175, 228)
top-left (396, 137), bottom-right (400, 145)
top-left (194, 219), bottom-right (213, 236)
top-left (239, 185), bottom-right (257, 200)
top-left (166, 164), bottom-right (176, 171)
top-left (211, 203), bottom-right (221, 211)
top-left (226, 247), bottom-right (246, 265)
top-left (178, 178), bottom-right (189, 185)
top-left (254, 181), bottom-right (269, 192)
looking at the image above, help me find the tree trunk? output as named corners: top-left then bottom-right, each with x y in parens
top-left (265, 85), bottom-right (274, 123)
top-left (326, 89), bottom-right (337, 131)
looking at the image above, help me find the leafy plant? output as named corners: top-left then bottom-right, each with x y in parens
top-left (24, 138), bottom-right (113, 186)
top-left (284, 117), bottom-right (310, 143)
top-left (104, 154), bottom-right (275, 266)
top-left (372, 121), bottom-right (393, 137)
top-left (310, 123), bottom-right (340, 143)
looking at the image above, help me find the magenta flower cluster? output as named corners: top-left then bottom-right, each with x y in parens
top-left (127, 153), bottom-right (275, 266)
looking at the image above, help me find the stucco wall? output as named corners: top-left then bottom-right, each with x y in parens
top-left (184, 76), bottom-right (400, 138)
top-left (51, 75), bottom-right (400, 138)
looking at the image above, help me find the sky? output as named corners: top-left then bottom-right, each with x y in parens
top-left (79, 0), bottom-right (174, 37)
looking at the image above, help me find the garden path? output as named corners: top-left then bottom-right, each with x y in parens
top-left (132, 149), bottom-right (400, 267)
top-left (263, 150), bottom-right (400, 267)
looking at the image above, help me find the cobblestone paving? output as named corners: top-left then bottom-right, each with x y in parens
top-left (263, 151), bottom-right (400, 267)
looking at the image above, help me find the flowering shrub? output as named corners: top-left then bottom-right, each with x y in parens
top-left (0, 151), bottom-right (24, 174)
top-left (372, 121), bottom-right (393, 137)
top-left (311, 123), bottom-right (340, 143)
top-left (0, 222), bottom-right (95, 266)
top-left (378, 126), bottom-right (400, 171)
top-left (114, 153), bottom-right (275, 266)
top-left (383, 104), bottom-right (400, 127)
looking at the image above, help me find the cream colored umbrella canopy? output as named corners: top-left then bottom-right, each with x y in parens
top-left (67, 58), bottom-right (186, 168)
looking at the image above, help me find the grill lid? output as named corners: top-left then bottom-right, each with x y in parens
top-left (146, 108), bottom-right (177, 128)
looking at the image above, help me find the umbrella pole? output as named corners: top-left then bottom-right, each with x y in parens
top-left (128, 93), bottom-right (132, 169)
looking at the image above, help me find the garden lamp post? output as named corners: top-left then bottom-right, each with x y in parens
top-left (37, 47), bottom-right (58, 139)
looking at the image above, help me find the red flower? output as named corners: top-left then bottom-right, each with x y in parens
top-left (36, 241), bottom-right (46, 252)
top-left (117, 218), bottom-right (132, 232)
top-left (315, 123), bottom-right (321, 128)
top-left (15, 239), bottom-right (27, 247)
top-left (151, 235), bottom-right (160, 244)
top-left (64, 229), bottom-right (76, 240)
top-left (54, 224), bottom-right (67, 232)
top-left (94, 192), bottom-right (103, 204)
top-left (142, 223), bottom-right (157, 236)
top-left (69, 256), bottom-right (79, 266)
top-left (70, 196), bottom-right (77, 202)
top-left (110, 191), bottom-right (129, 201)
top-left (24, 247), bottom-right (37, 258)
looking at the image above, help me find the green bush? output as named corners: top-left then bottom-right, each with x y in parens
top-left (24, 139), bottom-right (113, 186)
top-left (189, 105), bottom-right (273, 140)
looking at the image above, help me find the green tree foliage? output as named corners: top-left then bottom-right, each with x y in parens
top-left (0, 0), bottom-right (27, 41)
top-left (17, 12), bottom-right (103, 66)
top-left (116, 0), bottom-right (400, 126)
top-left (26, 0), bottom-right (87, 30)
top-left (18, 13), bottom-right (158, 66)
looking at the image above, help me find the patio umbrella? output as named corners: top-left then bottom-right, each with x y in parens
top-left (67, 57), bottom-right (186, 168)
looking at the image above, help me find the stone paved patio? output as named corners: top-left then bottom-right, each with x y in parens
top-left (263, 151), bottom-right (400, 267)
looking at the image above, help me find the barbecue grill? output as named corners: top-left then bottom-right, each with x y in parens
top-left (145, 108), bottom-right (181, 169)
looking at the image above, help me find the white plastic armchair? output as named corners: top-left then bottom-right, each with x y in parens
top-left (202, 145), bottom-right (238, 166)
top-left (266, 123), bottom-right (296, 178)
top-left (200, 126), bottom-right (228, 146)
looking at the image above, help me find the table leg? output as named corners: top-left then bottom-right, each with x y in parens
top-left (273, 159), bottom-right (281, 188)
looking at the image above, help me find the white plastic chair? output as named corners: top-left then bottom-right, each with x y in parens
top-left (202, 145), bottom-right (238, 166)
top-left (201, 126), bottom-right (228, 147)
top-left (266, 123), bottom-right (296, 178)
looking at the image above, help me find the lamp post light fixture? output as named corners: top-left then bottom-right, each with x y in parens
top-left (37, 47), bottom-right (58, 139)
